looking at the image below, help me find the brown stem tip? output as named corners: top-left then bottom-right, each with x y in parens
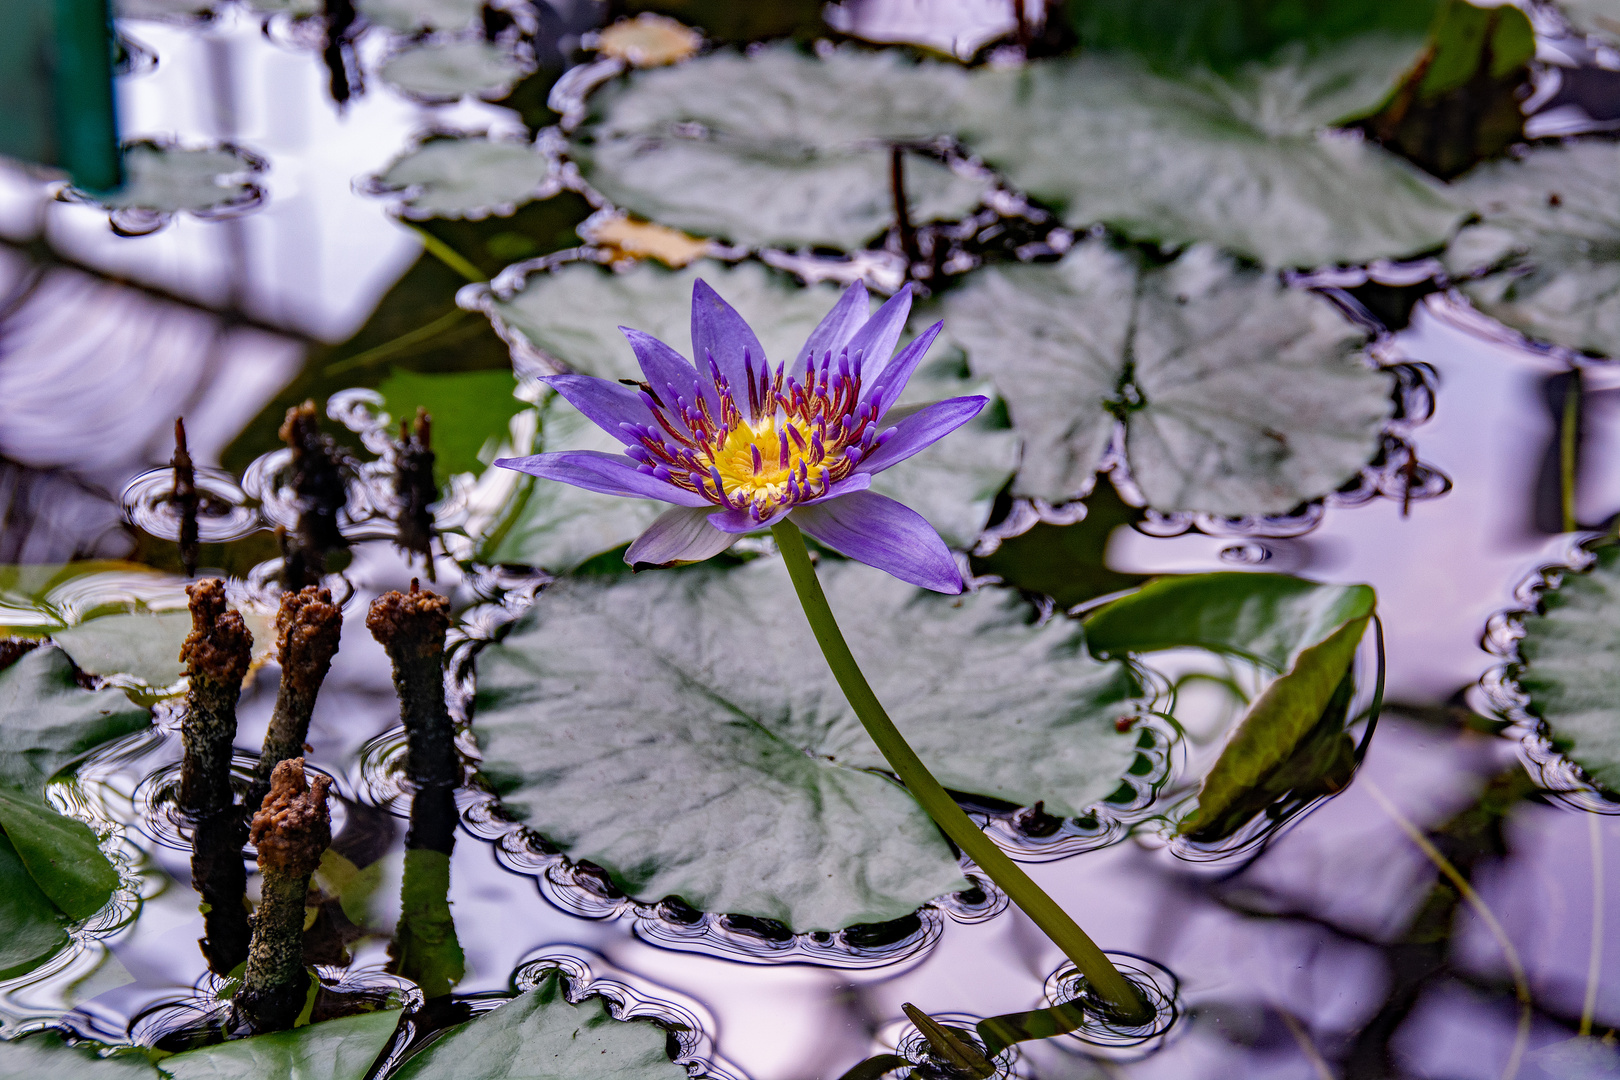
top-left (365, 579), bottom-right (450, 662)
top-left (276, 586), bottom-right (343, 699)
top-left (181, 578), bottom-right (253, 685)
top-left (251, 757), bottom-right (332, 879)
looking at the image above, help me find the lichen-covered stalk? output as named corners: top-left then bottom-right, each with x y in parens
top-left (191, 806), bottom-right (251, 975)
top-left (366, 582), bottom-right (458, 789)
top-left (238, 758), bottom-right (331, 1031)
top-left (179, 579), bottom-right (252, 817)
top-left (247, 587), bottom-right (342, 811)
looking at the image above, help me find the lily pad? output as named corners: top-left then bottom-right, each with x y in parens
top-left (373, 138), bottom-right (550, 219)
top-left (473, 558), bottom-right (1143, 931)
top-left (95, 142), bottom-right (263, 214)
top-left (1560, 0), bottom-right (1620, 45)
top-left (1086, 573), bottom-right (1376, 840)
top-left (1516, 544), bottom-right (1620, 791)
top-left (1443, 140), bottom-right (1620, 358)
top-left (958, 45), bottom-right (1463, 269)
top-left (379, 42), bottom-right (530, 102)
top-left (391, 973), bottom-right (686, 1080)
top-left (357, 0), bottom-right (480, 32)
top-left (0, 833), bottom-right (71, 982)
top-left (572, 44), bottom-right (991, 250)
top-left (0, 786), bottom-right (119, 921)
top-left (481, 260), bottom-right (1017, 566)
top-left (377, 368), bottom-right (527, 486)
top-left (0, 1033), bottom-right (158, 1078)
top-left (160, 1009), bottom-right (403, 1080)
top-left (0, 646), bottom-right (151, 798)
top-left (945, 240), bottom-right (1392, 515)
top-left (50, 610), bottom-right (192, 689)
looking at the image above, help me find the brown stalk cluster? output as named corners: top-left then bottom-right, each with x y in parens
top-left (179, 579), bottom-right (253, 816)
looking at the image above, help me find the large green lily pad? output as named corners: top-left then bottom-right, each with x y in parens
top-left (481, 260), bottom-right (1016, 567)
top-left (373, 138), bottom-right (551, 220)
top-left (0, 786), bottom-right (119, 921)
top-left (50, 611), bottom-right (192, 689)
top-left (944, 240), bottom-right (1392, 515)
top-left (160, 1009), bottom-right (402, 1080)
top-left (0, 831), bottom-right (71, 982)
top-left (0, 1033), bottom-right (158, 1078)
top-left (1516, 544), bottom-right (1620, 791)
top-left (572, 45), bottom-right (990, 250)
top-left (377, 368), bottom-right (527, 486)
top-left (0, 646), bottom-right (151, 798)
top-left (473, 558), bottom-right (1143, 931)
top-left (958, 44), bottom-right (1463, 269)
top-left (391, 973), bottom-right (686, 1080)
top-left (1443, 141), bottom-right (1620, 359)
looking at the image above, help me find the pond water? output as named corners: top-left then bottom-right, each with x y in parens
top-left (2, 1), bottom-right (1620, 1078)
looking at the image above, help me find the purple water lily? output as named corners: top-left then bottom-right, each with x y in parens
top-left (495, 279), bottom-right (986, 593)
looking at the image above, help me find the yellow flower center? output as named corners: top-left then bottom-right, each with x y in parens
top-left (711, 416), bottom-right (822, 508)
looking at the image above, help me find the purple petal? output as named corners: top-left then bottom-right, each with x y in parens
top-left (861, 321), bottom-right (943, 419)
top-left (854, 397), bottom-right (987, 475)
top-left (792, 280), bottom-right (869, 377)
top-left (495, 450), bottom-right (711, 507)
top-left (625, 506), bottom-right (740, 567)
top-left (844, 286), bottom-right (912, 383)
top-left (796, 470), bottom-right (872, 505)
top-left (691, 279), bottom-right (766, 399)
top-left (708, 506), bottom-right (791, 533)
top-left (789, 491), bottom-right (963, 594)
top-left (541, 374), bottom-right (654, 445)
top-left (620, 327), bottom-right (706, 407)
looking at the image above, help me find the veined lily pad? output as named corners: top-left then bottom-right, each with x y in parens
top-left (379, 42), bottom-right (531, 102)
top-left (959, 45), bottom-right (1463, 269)
top-left (0, 786), bottom-right (119, 921)
top-left (1086, 573), bottom-right (1376, 840)
top-left (372, 138), bottom-right (550, 219)
top-left (572, 44), bottom-right (990, 250)
top-left (1516, 544), bottom-right (1620, 791)
top-left (357, 0), bottom-right (480, 32)
top-left (391, 973), bottom-right (686, 1080)
top-left (472, 558), bottom-right (1143, 932)
top-left (1443, 141), bottom-right (1620, 358)
top-left (480, 260), bottom-right (1017, 566)
top-left (944, 240), bottom-right (1392, 515)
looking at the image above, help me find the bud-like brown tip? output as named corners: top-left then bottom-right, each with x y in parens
top-left (275, 587), bottom-right (342, 697)
top-left (181, 578), bottom-right (253, 684)
top-left (250, 757), bottom-right (331, 878)
top-left (366, 583), bottom-right (450, 660)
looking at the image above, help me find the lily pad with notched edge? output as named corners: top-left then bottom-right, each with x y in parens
top-left (473, 558), bottom-right (1143, 931)
top-left (391, 973), bottom-right (686, 1080)
top-left (1516, 544), bottom-right (1620, 791)
top-left (959, 44), bottom-right (1462, 269)
top-left (944, 240), bottom-right (1392, 515)
top-left (159, 1009), bottom-right (403, 1080)
top-left (1443, 141), bottom-right (1620, 358)
top-left (0, 646), bottom-right (151, 798)
top-left (1085, 572), bottom-right (1375, 839)
top-left (379, 42), bottom-right (531, 102)
top-left (572, 44), bottom-right (991, 251)
top-left (481, 260), bottom-right (1017, 566)
top-left (373, 138), bottom-right (551, 220)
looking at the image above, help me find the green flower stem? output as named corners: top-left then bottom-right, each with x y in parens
top-left (771, 521), bottom-right (1148, 1022)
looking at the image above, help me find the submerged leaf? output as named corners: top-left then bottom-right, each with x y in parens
top-left (374, 138), bottom-right (550, 219)
top-left (1085, 573), bottom-right (1375, 838)
top-left (1443, 140), bottom-right (1620, 358)
top-left (377, 368), bottom-right (527, 486)
top-left (960, 47), bottom-right (1462, 268)
top-left (0, 832), bottom-right (71, 982)
top-left (473, 559), bottom-right (1142, 931)
top-left (0, 647), bottom-right (151, 798)
top-left (391, 973), bottom-right (685, 1080)
top-left (0, 787), bottom-right (118, 921)
top-left (945, 240), bottom-right (1391, 514)
top-left (573, 45), bottom-right (990, 250)
top-left (1517, 544), bottom-right (1620, 791)
top-left (159, 1009), bottom-right (403, 1080)
top-left (482, 260), bottom-right (1016, 565)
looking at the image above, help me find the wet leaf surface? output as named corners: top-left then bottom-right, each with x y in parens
top-left (0, 787), bottom-right (118, 921)
top-left (1086, 573), bottom-right (1375, 838)
top-left (1443, 140), bottom-right (1620, 358)
top-left (391, 973), bottom-right (686, 1080)
top-left (1516, 544), bottom-right (1620, 791)
top-left (158, 1009), bottom-right (403, 1080)
top-left (378, 42), bottom-right (531, 101)
top-left (474, 558), bottom-right (1142, 931)
top-left (959, 45), bottom-right (1462, 268)
top-left (0, 647), bottom-right (151, 798)
top-left (945, 240), bottom-right (1392, 514)
top-left (0, 833), bottom-right (71, 982)
top-left (374, 139), bottom-right (550, 219)
top-left (50, 611), bottom-right (191, 689)
top-left (572, 45), bottom-right (990, 250)
top-left (0, 1033), bottom-right (158, 1078)
top-left (483, 260), bottom-right (1016, 565)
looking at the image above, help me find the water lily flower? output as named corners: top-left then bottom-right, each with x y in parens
top-left (496, 280), bottom-right (986, 593)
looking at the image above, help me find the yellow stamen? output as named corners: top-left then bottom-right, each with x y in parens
top-left (712, 417), bottom-right (818, 509)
